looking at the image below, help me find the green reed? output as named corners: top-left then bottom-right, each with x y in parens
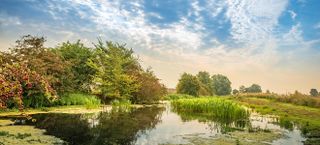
top-left (171, 97), bottom-right (250, 122)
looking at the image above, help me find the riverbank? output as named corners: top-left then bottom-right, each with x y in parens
top-left (0, 105), bottom-right (104, 117)
top-left (228, 96), bottom-right (320, 144)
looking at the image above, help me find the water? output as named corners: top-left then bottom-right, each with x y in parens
top-left (1, 103), bottom-right (306, 145)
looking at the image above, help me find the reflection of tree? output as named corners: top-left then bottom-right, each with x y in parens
top-left (27, 106), bottom-right (164, 145)
top-left (28, 113), bottom-right (94, 145)
top-left (92, 106), bottom-right (163, 145)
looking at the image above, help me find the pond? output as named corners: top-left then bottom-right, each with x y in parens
top-left (0, 103), bottom-right (306, 145)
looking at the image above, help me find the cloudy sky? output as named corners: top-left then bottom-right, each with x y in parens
top-left (0, 0), bottom-right (319, 93)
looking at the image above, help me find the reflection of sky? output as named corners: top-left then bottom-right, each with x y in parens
top-left (135, 108), bottom-right (214, 144)
top-left (134, 105), bottom-right (305, 145)
top-left (0, 0), bottom-right (320, 93)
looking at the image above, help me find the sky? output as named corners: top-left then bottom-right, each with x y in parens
top-left (0, 0), bottom-right (320, 93)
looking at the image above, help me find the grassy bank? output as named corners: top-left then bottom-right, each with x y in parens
top-left (228, 96), bottom-right (320, 144)
top-left (0, 105), bottom-right (104, 117)
top-left (54, 93), bottom-right (101, 109)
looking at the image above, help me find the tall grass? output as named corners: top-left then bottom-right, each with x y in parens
top-left (55, 93), bottom-right (101, 109)
top-left (171, 98), bottom-right (250, 122)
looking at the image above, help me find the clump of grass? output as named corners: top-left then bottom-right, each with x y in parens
top-left (0, 131), bottom-right (9, 136)
top-left (15, 133), bottom-right (31, 139)
top-left (55, 93), bottom-right (101, 108)
top-left (171, 97), bottom-right (250, 122)
top-left (164, 94), bottom-right (195, 100)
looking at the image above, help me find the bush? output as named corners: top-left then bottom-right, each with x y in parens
top-left (0, 63), bottom-right (56, 109)
top-left (55, 93), bottom-right (101, 108)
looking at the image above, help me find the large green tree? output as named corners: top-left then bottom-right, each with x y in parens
top-left (55, 41), bottom-right (96, 92)
top-left (196, 71), bottom-right (212, 95)
top-left (211, 74), bottom-right (232, 96)
top-left (88, 40), bottom-right (140, 101)
top-left (176, 73), bottom-right (200, 96)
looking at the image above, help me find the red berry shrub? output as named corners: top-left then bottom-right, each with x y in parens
top-left (0, 63), bottom-right (57, 109)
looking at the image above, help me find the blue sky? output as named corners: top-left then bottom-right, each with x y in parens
top-left (0, 0), bottom-right (320, 93)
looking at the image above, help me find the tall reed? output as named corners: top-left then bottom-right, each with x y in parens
top-left (171, 98), bottom-right (250, 123)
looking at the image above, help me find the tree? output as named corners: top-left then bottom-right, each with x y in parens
top-left (232, 89), bottom-right (239, 95)
top-left (310, 89), bottom-right (319, 97)
top-left (55, 41), bottom-right (96, 92)
top-left (239, 85), bottom-right (246, 93)
top-left (196, 71), bottom-right (212, 95)
top-left (132, 69), bottom-right (167, 103)
top-left (266, 90), bottom-right (271, 94)
top-left (211, 74), bottom-right (232, 96)
top-left (8, 35), bottom-right (73, 94)
top-left (246, 84), bottom-right (262, 93)
top-left (88, 40), bottom-right (140, 101)
top-left (176, 73), bottom-right (200, 96)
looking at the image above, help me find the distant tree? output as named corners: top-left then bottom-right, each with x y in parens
top-left (246, 84), bottom-right (262, 93)
top-left (266, 90), bottom-right (271, 94)
top-left (176, 73), bottom-right (200, 96)
top-left (196, 71), bottom-right (212, 95)
top-left (211, 74), bottom-right (232, 96)
top-left (239, 85), bottom-right (246, 93)
top-left (232, 89), bottom-right (239, 95)
top-left (310, 89), bottom-right (319, 97)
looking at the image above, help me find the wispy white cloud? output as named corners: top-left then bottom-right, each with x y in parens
top-left (288, 10), bottom-right (297, 20)
top-left (0, 12), bottom-right (21, 26)
top-left (225, 0), bottom-right (288, 44)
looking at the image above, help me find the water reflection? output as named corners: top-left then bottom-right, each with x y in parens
top-left (0, 104), bottom-right (306, 145)
top-left (25, 106), bottom-right (164, 145)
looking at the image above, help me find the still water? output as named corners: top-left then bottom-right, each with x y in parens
top-left (2, 103), bottom-right (305, 145)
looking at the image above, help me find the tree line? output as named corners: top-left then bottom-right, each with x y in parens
top-left (0, 35), bottom-right (167, 109)
top-left (176, 71), bottom-right (319, 97)
top-left (176, 71), bottom-right (232, 96)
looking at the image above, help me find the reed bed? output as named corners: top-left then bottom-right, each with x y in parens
top-left (171, 98), bottom-right (250, 122)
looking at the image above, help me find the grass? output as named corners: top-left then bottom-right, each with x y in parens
top-left (236, 93), bottom-right (320, 108)
top-left (55, 93), bottom-right (101, 109)
top-left (171, 97), bottom-right (250, 123)
top-left (229, 96), bottom-right (320, 144)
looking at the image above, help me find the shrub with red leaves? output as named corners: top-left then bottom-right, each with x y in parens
top-left (0, 63), bottom-right (57, 109)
